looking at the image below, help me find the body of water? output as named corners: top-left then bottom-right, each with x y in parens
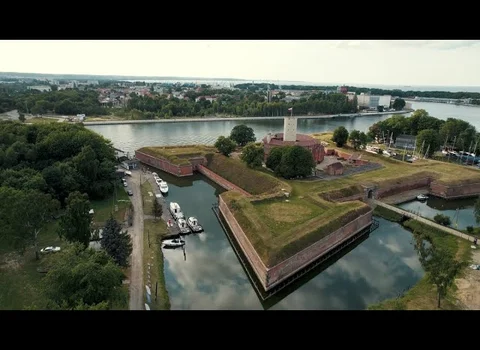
top-left (397, 196), bottom-right (476, 230)
top-left (154, 169), bottom-right (424, 310)
top-left (86, 101), bottom-right (480, 309)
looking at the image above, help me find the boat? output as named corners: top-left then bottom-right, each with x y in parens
top-left (469, 264), bottom-right (480, 270)
top-left (152, 172), bottom-right (158, 176)
top-left (159, 181), bottom-right (169, 194)
top-left (177, 218), bottom-right (191, 235)
top-left (187, 216), bottom-right (203, 233)
top-left (162, 238), bottom-right (185, 248)
top-left (169, 202), bottom-right (185, 221)
top-left (416, 194), bottom-right (428, 201)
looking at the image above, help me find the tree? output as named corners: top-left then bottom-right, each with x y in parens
top-left (230, 124), bottom-right (256, 146)
top-left (413, 234), bottom-right (465, 309)
top-left (377, 105), bottom-right (384, 112)
top-left (392, 98), bottom-right (406, 111)
top-left (265, 147), bottom-right (284, 172)
top-left (0, 187), bottom-right (59, 259)
top-left (214, 136), bottom-right (236, 156)
top-left (332, 126), bottom-right (349, 147)
top-left (153, 198), bottom-right (163, 220)
top-left (57, 191), bottom-right (92, 248)
top-left (100, 215), bottom-right (132, 267)
top-left (18, 113), bottom-right (26, 123)
top-left (240, 142), bottom-right (264, 168)
top-left (42, 243), bottom-right (126, 310)
top-left (348, 129), bottom-right (368, 150)
top-left (433, 214), bottom-right (451, 226)
top-left (276, 146), bottom-right (315, 179)
top-left (416, 129), bottom-right (440, 157)
top-left (474, 197), bottom-right (480, 224)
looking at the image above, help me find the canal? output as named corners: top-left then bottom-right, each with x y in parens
top-left (148, 168), bottom-right (424, 310)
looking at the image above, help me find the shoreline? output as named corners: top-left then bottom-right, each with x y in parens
top-left (83, 109), bottom-right (413, 126)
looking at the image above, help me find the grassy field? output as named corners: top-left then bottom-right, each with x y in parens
top-left (206, 153), bottom-right (284, 196)
top-left (0, 185), bottom-right (132, 310)
top-left (368, 219), bottom-right (472, 310)
top-left (143, 220), bottom-right (171, 310)
top-left (90, 182), bottom-right (132, 227)
top-left (372, 206), bottom-right (404, 222)
top-left (138, 145), bottom-right (216, 166)
top-left (140, 180), bottom-right (155, 216)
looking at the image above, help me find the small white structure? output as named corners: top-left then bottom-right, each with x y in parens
top-left (283, 116), bottom-right (297, 142)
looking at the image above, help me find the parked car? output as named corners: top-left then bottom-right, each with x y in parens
top-left (127, 190), bottom-right (133, 196)
top-left (41, 246), bottom-right (61, 254)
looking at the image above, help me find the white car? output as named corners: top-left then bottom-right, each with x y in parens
top-left (41, 246), bottom-right (61, 254)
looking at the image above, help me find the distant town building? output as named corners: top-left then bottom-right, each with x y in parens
top-left (27, 85), bottom-right (51, 92)
top-left (346, 91), bottom-right (356, 102)
top-left (337, 85), bottom-right (348, 94)
top-left (357, 93), bottom-right (392, 108)
top-left (195, 96), bottom-right (217, 103)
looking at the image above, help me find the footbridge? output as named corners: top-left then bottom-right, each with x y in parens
top-left (373, 200), bottom-right (477, 243)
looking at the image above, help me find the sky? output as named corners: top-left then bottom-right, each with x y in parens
top-left (1, 40), bottom-right (480, 86)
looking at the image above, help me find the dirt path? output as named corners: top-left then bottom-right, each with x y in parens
top-left (127, 170), bottom-right (145, 310)
top-left (455, 248), bottom-right (480, 310)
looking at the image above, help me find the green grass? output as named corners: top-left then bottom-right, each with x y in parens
top-left (143, 219), bottom-right (170, 310)
top-left (0, 185), bottom-right (132, 310)
top-left (0, 219), bottom-right (64, 310)
top-left (223, 190), bottom-right (371, 266)
top-left (373, 205), bottom-right (404, 222)
top-left (138, 145), bottom-right (215, 166)
top-left (206, 153), bottom-right (282, 195)
top-left (90, 183), bottom-right (131, 227)
top-left (140, 180), bottom-right (154, 216)
top-left (368, 219), bottom-right (472, 310)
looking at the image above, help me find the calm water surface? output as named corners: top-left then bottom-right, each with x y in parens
top-left (397, 196), bottom-right (476, 230)
top-left (86, 102), bottom-right (479, 309)
top-left (154, 170), bottom-right (423, 310)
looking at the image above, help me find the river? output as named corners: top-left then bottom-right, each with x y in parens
top-left (85, 101), bottom-right (478, 309)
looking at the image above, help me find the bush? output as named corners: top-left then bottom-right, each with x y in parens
top-left (466, 226), bottom-right (474, 233)
top-left (433, 214), bottom-right (451, 226)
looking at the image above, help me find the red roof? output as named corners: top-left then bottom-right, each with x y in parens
top-left (262, 133), bottom-right (319, 147)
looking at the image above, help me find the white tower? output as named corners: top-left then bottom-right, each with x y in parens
top-left (283, 115), bottom-right (297, 142)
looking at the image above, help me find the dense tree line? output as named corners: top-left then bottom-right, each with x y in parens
top-left (234, 83), bottom-right (480, 100)
top-left (0, 121), bottom-right (117, 203)
top-left (127, 90), bottom-right (356, 118)
top-left (0, 89), bottom-right (109, 115)
top-left (368, 109), bottom-right (480, 155)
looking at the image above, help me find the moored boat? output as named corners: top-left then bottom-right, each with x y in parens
top-left (177, 218), bottom-right (191, 235)
top-left (169, 202), bottom-right (185, 220)
top-left (159, 181), bottom-right (169, 194)
top-left (416, 194), bottom-right (428, 201)
top-left (162, 238), bottom-right (185, 248)
top-left (187, 216), bottom-right (203, 233)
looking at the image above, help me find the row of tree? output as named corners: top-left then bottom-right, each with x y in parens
top-left (368, 109), bottom-right (479, 157)
top-left (0, 89), bottom-right (109, 115)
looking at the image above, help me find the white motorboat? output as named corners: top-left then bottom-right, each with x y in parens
top-left (159, 181), bottom-right (169, 194)
top-left (169, 202), bottom-right (185, 221)
top-left (416, 194), bottom-right (428, 201)
top-left (162, 238), bottom-right (185, 248)
top-left (177, 218), bottom-right (191, 235)
top-left (187, 216), bottom-right (203, 233)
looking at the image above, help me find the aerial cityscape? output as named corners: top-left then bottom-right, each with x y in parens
top-left (1, 40), bottom-right (480, 311)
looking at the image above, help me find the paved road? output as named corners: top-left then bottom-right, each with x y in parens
top-left (374, 200), bottom-right (477, 243)
top-left (127, 170), bottom-right (144, 310)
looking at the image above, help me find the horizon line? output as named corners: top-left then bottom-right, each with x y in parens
top-left (1, 71), bottom-right (480, 88)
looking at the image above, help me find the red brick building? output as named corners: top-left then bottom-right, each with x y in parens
top-left (262, 132), bottom-right (325, 163)
top-left (326, 162), bottom-right (344, 175)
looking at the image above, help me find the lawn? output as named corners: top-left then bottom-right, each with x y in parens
top-left (205, 153), bottom-right (284, 196)
top-left (368, 219), bottom-right (472, 310)
top-left (140, 179), bottom-right (155, 216)
top-left (0, 185), bottom-right (132, 310)
top-left (90, 182), bottom-right (132, 227)
top-left (143, 219), bottom-right (170, 310)
top-left (0, 219), bottom-right (64, 310)
top-left (137, 145), bottom-right (216, 166)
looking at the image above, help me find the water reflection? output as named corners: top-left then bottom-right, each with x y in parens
top-left (398, 196), bottom-right (476, 230)
top-left (156, 169), bottom-right (424, 310)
